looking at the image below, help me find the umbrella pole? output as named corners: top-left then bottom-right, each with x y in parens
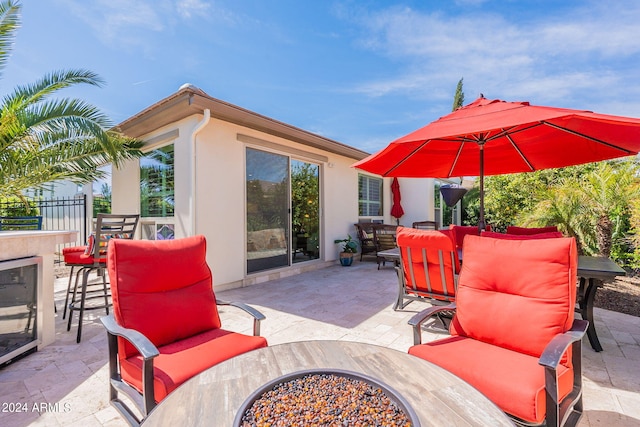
top-left (478, 141), bottom-right (486, 232)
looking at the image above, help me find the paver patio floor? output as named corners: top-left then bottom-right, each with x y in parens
top-left (1, 260), bottom-right (639, 426)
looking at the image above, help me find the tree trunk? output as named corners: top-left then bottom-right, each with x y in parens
top-left (596, 214), bottom-right (613, 257)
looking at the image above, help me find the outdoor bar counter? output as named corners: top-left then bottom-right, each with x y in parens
top-left (0, 230), bottom-right (77, 351)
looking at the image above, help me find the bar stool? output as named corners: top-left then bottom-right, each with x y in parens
top-left (64, 214), bottom-right (139, 343)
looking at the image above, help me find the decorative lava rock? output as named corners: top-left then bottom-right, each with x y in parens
top-left (237, 371), bottom-right (414, 427)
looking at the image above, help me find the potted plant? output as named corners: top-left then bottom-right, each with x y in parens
top-left (334, 235), bottom-right (358, 266)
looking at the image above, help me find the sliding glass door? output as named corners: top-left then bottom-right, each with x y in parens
top-left (291, 160), bottom-right (319, 264)
top-left (246, 148), bottom-right (320, 274)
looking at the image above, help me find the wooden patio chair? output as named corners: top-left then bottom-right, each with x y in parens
top-left (412, 220), bottom-right (438, 230)
top-left (373, 224), bottom-right (398, 269)
top-left (407, 235), bottom-right (588, 427)
top-left (100, 235), bottom-right (267, 426)
top-left (394, 227), bottom-right (459, 312)
top-left (353, 222), bottom-right (377, 261)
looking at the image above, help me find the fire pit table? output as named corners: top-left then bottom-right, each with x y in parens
top-left (141, 340), bottom-right (513, 426)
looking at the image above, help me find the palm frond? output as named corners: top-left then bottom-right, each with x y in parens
top-left (2, 69), bottom-right (104, 110)
top-left (0, 0), bottom-right (20, 76)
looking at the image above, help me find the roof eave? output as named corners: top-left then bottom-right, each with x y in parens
top-left (116, 86), bottom-right (370, 161)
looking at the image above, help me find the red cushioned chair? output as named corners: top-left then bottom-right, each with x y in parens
top-left (394, 227), bottom-right (460, 312)
top-left (407, 235), bottom-right (587, 427)
top-left (100, 235), bottom-right (268, 426)
top-left (64, 213), bottom-right (139, 343)
top-left (507, 225), bottom-right (559, 235)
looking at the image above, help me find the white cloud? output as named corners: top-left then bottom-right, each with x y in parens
top-left (176, 0), bottom-right (210, 19)
top-left (56, 0), bottom-right (237, 53)
top-left (344, 1), bottom-right (640, 113)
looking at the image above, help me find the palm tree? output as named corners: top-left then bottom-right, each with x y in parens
top-left (578, 161), bottom-right (640, 257)
top-left (519, 179), bottom-right (596, 255)
top-left (0, 1), bottom-right (142, 202)
top-left (522, 160), bottom-right (640, 258)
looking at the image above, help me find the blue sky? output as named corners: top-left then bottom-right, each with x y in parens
top-left (3, 0), bottom-right (640, 154)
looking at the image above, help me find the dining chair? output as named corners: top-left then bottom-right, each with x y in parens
top-left (101, 235), bottom-right (268, 426)
top-left (63, 213), bottom-right (139, 343)
top-left (353, 222), bottom-right (377, 261)
top-left (394, 227), bottom-right (459, 311)
top-left (407, 235), bottom-right (587, 427)
top-left (411, 220), bottom-right (439, 230)
top-left (373, 224), bottom-right (398, 269)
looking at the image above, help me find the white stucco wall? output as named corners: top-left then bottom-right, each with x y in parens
top-left (393, 178), bottom-right (436, 228)
top-left (111, 114), bottom-right (363, 289)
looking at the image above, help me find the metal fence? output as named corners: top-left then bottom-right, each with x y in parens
top-left (0, 195), bottom-right (88, 262)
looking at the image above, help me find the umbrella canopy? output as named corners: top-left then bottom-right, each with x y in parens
top-left (390, 177), bottom-right (404, 223)
top-left (354, 96), bottom-right (640, 229)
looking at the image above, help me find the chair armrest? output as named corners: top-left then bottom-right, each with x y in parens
top-left (539, 319), bottom-right (588, 369)
top-left (216, 299), bottom-right (266, 336)
top-left (101, 314), bottom-right (159, 417)
top-left (408, 303), bottom-right (456, 345)
top-left (100, 314), bottom-right (159, 360)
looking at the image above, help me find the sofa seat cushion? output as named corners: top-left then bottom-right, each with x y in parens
top-left (120, 327), bottom-right (267, 403)
top-left (408, 336), bottom-right (573, 424)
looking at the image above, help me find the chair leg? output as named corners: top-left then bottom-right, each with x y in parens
top-left (62, 266), bottom-right (76, 320)
top-left (75, 268), bottom-right (92, 343)
top-left (100, 268), bottom-right (110, 316)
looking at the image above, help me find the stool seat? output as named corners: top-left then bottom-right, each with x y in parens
top-left (63, 246), bottom-right (87, 255)
top-left (64, 251), bottom-right (107, 265)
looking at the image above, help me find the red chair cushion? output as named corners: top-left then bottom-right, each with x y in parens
top-left (63, 250), bottom-right (106, 265)
top-left (396, 227), bottom-right (459, 300)
top-left (506, 225), bottom-right (559, 235)
top-left (120, 328), bottom-right (267, 403)
top-left (408, 336), bottom-right (573, 424)
top-left (482, 231), bottom-right (563, 240)
top-left (63, 245), bottom-right (87, 254)
top-left (452, 235), bottom-right (577, 358)
top-left (108, 236), bottom-right (222, 359)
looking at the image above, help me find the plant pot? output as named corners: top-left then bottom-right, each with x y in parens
top-left (339, 252), bottom-right (354, 266)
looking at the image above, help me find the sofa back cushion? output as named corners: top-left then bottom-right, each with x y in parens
top-left (450, 235), bottom-right (577, 358)
top-left (449, 224), bottom-right (492, 250)
top-left (506, 225), bottom-right (559, 235)
top-left (482, 231), bottom-right (563, 240)
top-left (108, 235), bottom-right (221, 358)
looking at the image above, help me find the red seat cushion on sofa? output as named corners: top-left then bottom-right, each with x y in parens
top-left (408, 336), bottom-right (573, 424)
top-left (120, 328), bottom-right (267, 403)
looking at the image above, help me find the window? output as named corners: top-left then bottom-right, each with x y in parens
top-left (140, 144), bottom-right (175, 240)
top-left (140, 144), bottom-right (174, 218)
top-left (358, 174), bottom-right (383, 217)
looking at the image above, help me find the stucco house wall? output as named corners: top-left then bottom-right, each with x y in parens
top-left (111, 85), bottom-right (393, 290)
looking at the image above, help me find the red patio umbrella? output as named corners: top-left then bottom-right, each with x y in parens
top-left (354, 96), bottom-right (640, 229)
top-left (390, 177), bottom-right (404, 224)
